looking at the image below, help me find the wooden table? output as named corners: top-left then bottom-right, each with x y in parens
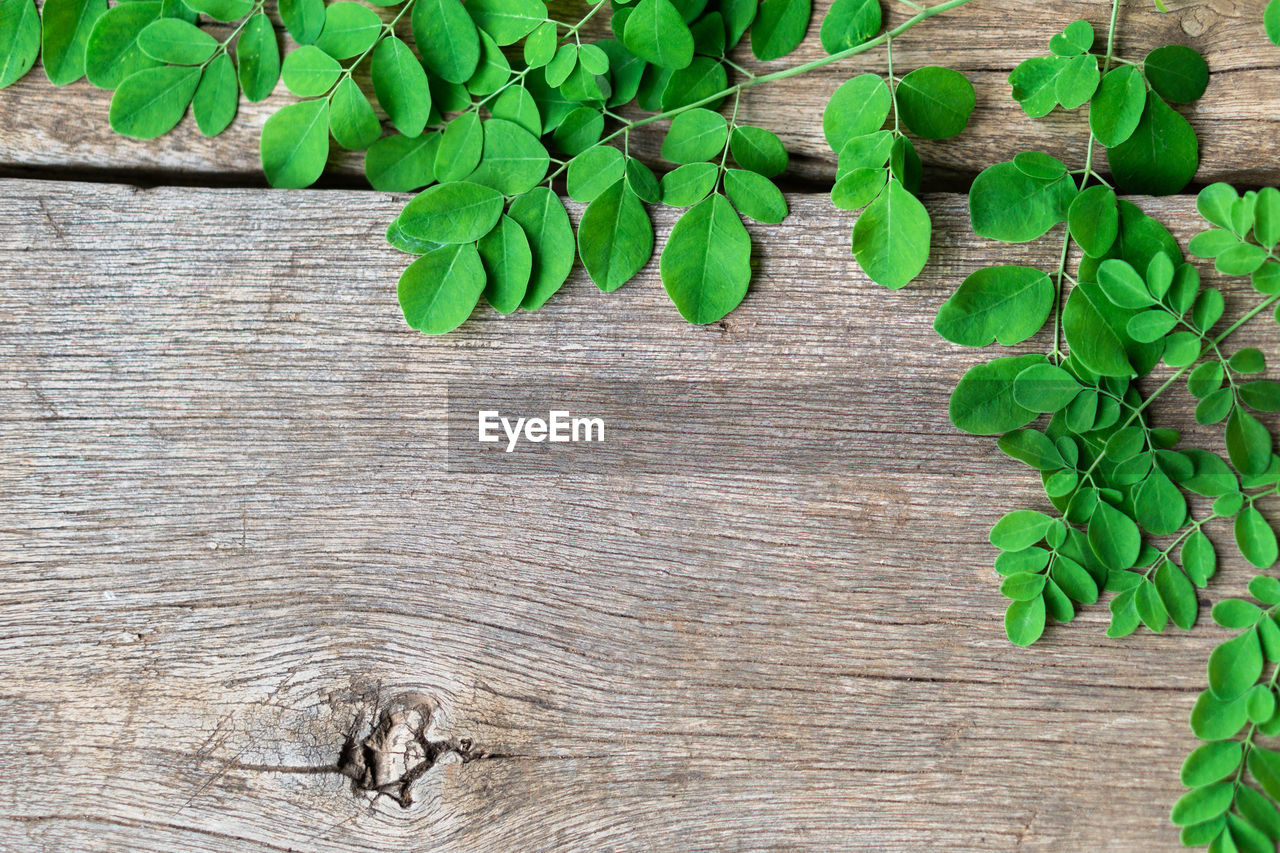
top-left (2, 1), bottom-right (1278, 849)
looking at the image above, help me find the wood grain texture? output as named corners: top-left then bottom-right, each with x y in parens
top-left (0, 0), bottom-right (1276, 186)
top-left (2, 179), bottom-right (1278, 850)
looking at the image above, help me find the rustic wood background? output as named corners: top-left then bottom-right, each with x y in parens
top-left (2, 1), bottom-right (1278, 850)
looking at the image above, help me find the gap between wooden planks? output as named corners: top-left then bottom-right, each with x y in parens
top-left (0, 0), bottom-right (1277, 187)
top-left (2, 181), bottom-right (1278, 850)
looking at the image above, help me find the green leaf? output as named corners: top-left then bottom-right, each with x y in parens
top-left (413, 0), bottom-right (481, 83)
top-left (1005, 595), bottom-right (1046, 646)
top-left (260, 97), bottom-right (329, 188)
top-left (1009, 55), bottom-right (1065, 118)
top-left (1106, 91), bottom-right (1198, 196)
top-left (723, 169), bottom-right (787, 224)
top-left (467, 29), bottom-right (511, 97)
top-left (0, 0), bottom-right (39, 88)
top-left (1144, 44), bottom-right (1209, 103)
top-left (831, 166), bottom-right (886, 211)
top-left (1227, 407), bottom-right (1273, 477)
top-left (577, 180), bottom-right (654, 293)
top-left (466, 119), bottom-right (550, 195)
top-left (996, 547), bottom-right (1051, 576)
top-left (1136, 577), bottom-right (1169, 632)
top-left (998, 428), bottom-right (1065, 471)
top-left (1241, 380), bottom-right (1280, 413)
top-left (191, 52), bottom-right (237, 136)
top-left (730, 125), bottom-right (788, 177)
top-left (660, 194), bottom-right (752, 324)
top-left (567, 145), bottom-right (626, 204)
top-left (1068, 185), bottom-right (1119, 257)
top-left (1088, 500), bottom-right (1141, 570)
top-left (1126, 309), bottom-right (1177, 343)
top-left (823, 73), bottom-right (891, 152)
top-left (510, 186), bottom-right (575, 311)
top-left (1012, 151), bottom-right (1067, 181)
top-left (1236, 506), bottom-right (1279, 569)
top-left (491, 84), bottom-right (542, 135)
top-left (1051, 555), bottom-right (1098, 604)
top-left (625, 158), bottom-right (661, 203)
top-left (396, 181), bottom-right (504, 245)
top-left (1237, 786), bottom-right (1280, 842)
top-left (372, 37), bottom-right (431, 137)
top-left (1088, 65), bottom-right (1145, 147)
top-left (523, 19), bottom-right (555, 66)
top-left (1190, 689), bottom-right (1249, 740)
top-left (623, 0), bottom-right (693, 69)
top-left (948, 354), bottom-right (1044, 436)
top-left (327, 75), bottom-right (376, 151)
top-left (1182, 531), bottom-right (1217, 586)
top-left (466, 0), bottom-right (544, 45)
top-left (181, 0), bottom-right (250, 22)
top-left (934, 265), bottom-right (1053, 347)
top-left (1230, 348), bottom-right (1267, 374)
top-left (478, 214), bottom-right (532, 314)
top-left (281, 45), bottom-right (341, 97)
top-left (108, 65), bottom-right (200, 139)
top-left (1251, 747), bottom-right (1280, 801)
top-left (137, 17), bottom-right (215, 65)
top-left (751, 0), bottom-right (809, 61)
top-left (543, 43), bottom-right (577, 87)
top-left (818, 0), bottom-right (879, 54)
top-left (659, 55), bottom-right (728, 111)
top-left (279, 0), bottom-right (324, 44)
top-left (365, 132), bottom-right (439, 192)
top-left (1154, 560), bottom-right (1197, 629)
top-left (1182, 741), bottom-right (1244, 787)
top-left (723, 0), bottom-right (756, 47)
top-left (1209, 627), bottom-right (1264, 701)
top-left (661, 107), bottom-right (728, 164)
top-left (1096, 258), bottom-right (1155, 308)
top-left (970, 162), bottom-right (1076, 242)
top-left (1061, 279), bottom-right (1135, 377)
top-left (1268, 0), bottom-right (1280, 46)
top-left (552, 106), bottom-right (604, 156)
top-left (435, 112), bottom-right (484, 182)
top-left (329, 76), bottom-right (379, 150)
top-left (1012, 363), bottom-right (1081, 413)
top-left (236, 13), bottom-right (279, 102)
top-left (84, 2), bottom-right (161, 90)
top-left (990, 510), bottom-right (1054, 551)
top-left (851, 178), bottom-right (930, 290)
top-left (894, 66), bottom-right (974, 139)
top-left (41, 0), bottom-right (107, 85)
top-left (316, 1), bottom-right (381, 60)
top-left (1000, 572), bottom-right (1046, 601)
top-left (1170, 783), bottom-right (1234, 827)
top-left (398, 243), bottom-right (486, 334)
top-left (1249, 684), bottom-right (1277, 724)
top-left (1054, 52), bottom-right (1099, 110)
top-left (661, 162), bottom-right (719, 206)
top-left (1254, 188), bottom-right (1280, 249)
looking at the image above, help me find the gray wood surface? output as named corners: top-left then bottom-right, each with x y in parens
top-left (2, 181), bottom-right (1277, 850)
top-left (0, 0), bottom-right (1277, 186)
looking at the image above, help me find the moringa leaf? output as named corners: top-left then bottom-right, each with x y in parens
top-left (851, 178), bottom-right (930, 290)
top-left (260, 97), bottom-right (329, 188)
top-left (934, 265), bottom-right (1053, 347)
top-left (398, 243), bottom-right (487, 334)
top-left (372, 37), bottom-right (431, 138)
top-left (414, 0), bottom-right (481, 83)
top-left (751, 0), bottom-right (810, 61)
top-left (660, 193), bottom-right (752, 324)
top-left (818, 0), bottom-right (879, 55)
top-left (577, 180), bottom-right (654, 292)
top-left (895, 66), bottom-right (975, 140)
top-left (1107, 91), bottom-right (1199, 196)
top-left (192, 53), bottom-right (237, 136)
top-left (41, 0), bottom-right (107, 85)
top-left (108, 64), bottom-right (201, 139)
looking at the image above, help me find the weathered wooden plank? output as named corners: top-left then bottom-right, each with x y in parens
top-left (0, 180), bottom-right (1276, 851)
top-left (0, 0), bottom-right (1276, 186)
